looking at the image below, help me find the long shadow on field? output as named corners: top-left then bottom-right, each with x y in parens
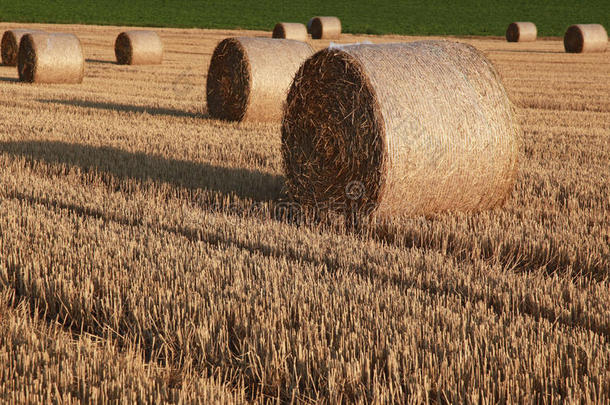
top-left (38, 98), bottom-right (206, 119)
top-left (0, 140), bottom-right (283, 202)
top-left (488, 49), bottom-right (564, 54)
top-left (85, 58), bottom-right (118, 65)
top-left (0, 77), bottom-right (19, 82)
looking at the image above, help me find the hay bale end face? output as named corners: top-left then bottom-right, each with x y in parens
top-left (2, 29), bottom-right (44, 66)
top-left (506, 22), bottom-right (537, 42)
top-left (115, 30), bottom-right (163, 65)
top-left (282, 41), bottom-right (521, 219)
top-left (272, 23), bottom-right (308, 41)
top-left (206, 37), bottom-right (314, 122)
top-left (18, 33), bottom-right (84, 84)
top-left (564, 24), bottom-right (608, 53)
top-left (309, 17), bottom-right (341, 39)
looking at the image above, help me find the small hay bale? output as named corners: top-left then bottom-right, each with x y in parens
top-left (115, 30), bottom-right (163, 65)
top-left (2, 29), bottom-right (44, 66)
top-left (272, 23), bottom-right (308, 41)
top-left (282, 41), bottom-right (521, 219)
top-left (18, 33), bottom-right (84, 84)
top-left (505, 22), bottom-right (537, 42)
top-left (206, 37), bottom-right (314, 122)
top-left (564, 24), bottom-right (608, 53)
top-left (309, 17), bottom-right (341, 39)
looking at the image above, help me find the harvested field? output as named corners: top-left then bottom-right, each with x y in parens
top-left (0, 22), bottom-right (608, 403)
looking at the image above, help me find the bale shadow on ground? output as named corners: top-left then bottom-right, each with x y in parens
top-left (0, 140), bottom-right (283, 202)
top-left (487, 49), bottom-right (564, 54)
top-left (85, 58), bottom-right (118, 65)
top-left (38, 98), bottom-right (206, 119)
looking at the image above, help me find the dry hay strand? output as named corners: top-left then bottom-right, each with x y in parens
top-left (505, 22), bottom-right (537, 42)
top-left (115, 30), bottom-right (163, 65)
top-left (206, 37), bottom-right (314, 122)
top-left (17, 33), bottom-right (84, 84)
top-left (564, 24), bottom-right (608, 53)
top-left (2, 29), bottom-right (45, 66)
top-left (272, 23), bottom-right (308, 41)
top-left (309, 17), bottom-right (342, 40)
top-left (282, 41), bottom-right (521, 220)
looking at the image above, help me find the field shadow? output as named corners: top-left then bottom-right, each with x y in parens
top-left (487, 49), bottom-right (563, 54)
top-left (0, 140), bottom-right (283, 202)
top-left (0, 77), bottom-right (19, 82)
top-left (38, 98), bottom-right (206, 119)
top-left (85, 58), bottom-right (118, 65)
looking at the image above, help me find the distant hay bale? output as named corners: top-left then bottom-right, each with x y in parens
top-left (18, 33), bottom-right (84, 84)
top-left (309, 17), bottom-right (341, 39)
top-left (206, 37), bottom-right (314, 122)
top-left (564, 24), bottom-right (608, 53)
top-left (506, 22), bottom-right (537, 42)
top-left (115, 30), bottom-right (163, 65)
top-left (272, 23), bottom-right (308, 41)
top-left (282, 41), bottom-right (521, 219)
top-left (2, 29), bottom-right (44, 66)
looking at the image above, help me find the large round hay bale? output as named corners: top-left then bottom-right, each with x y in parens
top-left (18, 33), bottom-right (84, 84)
top-left (115, 30), bottom-right (163, 65)
top-left (272, 23), bottom-right (308, 41)
top-left (2, 29), bottom-right (44, 66)
top-left (282, 41), bottom-right (521, 219)
top-left (564, 24), bottom-right (608, 53)
top-left (206, 37), bottom-right (314, 122)
top-left (505, 22), bottom-right (537, 42)
top-left (309, 17), bottom-right (341, 40)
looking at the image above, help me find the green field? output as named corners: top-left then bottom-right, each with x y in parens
top-left (1, 0), bottom-right (609, 36)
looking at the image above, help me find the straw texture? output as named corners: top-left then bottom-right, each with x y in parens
top-left (309, 17), bottom-right (342, 39)
top-left (17, 33), bottom-right (84, 84)
top-left (564, 24), bottom-right (608, 53)
top-left (115, 30), bottom-right (163, 65)
top-left (282, 41), bottom-right (521, 219)
top-left (506, 22), bottom-right (537, 42)
top-left (206, 37), bottom-right (314, 122)
top-left (272, 23), bottom-right (308, 41)
top-left (2, 29), bottom-right (44, 66)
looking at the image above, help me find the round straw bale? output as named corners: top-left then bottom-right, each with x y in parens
top-left (505, 22), bottom-right (537, 42)
top-left (564, 24), bottom-right (608, 53)
top-left (2, 29), bottom-right (45, 66)
top-left (309, 17), bottom-right (342, 39)
top-left (272, 23), bottom-right (308, 41)
top-left (115, 30), bottom-right (163, 65)
top-left (282, 41), bottom-right (521, 219)
top-left (18, 33), bottom-right (84, 84)
top-left (206, 37), bottom-right (314, 122)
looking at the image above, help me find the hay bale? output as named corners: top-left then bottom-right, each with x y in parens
top-left (115, 30), bottom-right (163, 65)
top-left (206, 37), bottom-right (314, 122)
top-left (505, 22), bottom-right (537, 42)
top-left (18, 33), bottom-right (84, 84)
top-left (282, 41), bottom-right (521, 219)
top-left (2, 29), bottom-right (44, 66)
top-left (564, 24), bottom-right (608, 53)
top-left (309, 17), bottom-right (341, 39)
top-left (272, 23), bottom-right (308, 41)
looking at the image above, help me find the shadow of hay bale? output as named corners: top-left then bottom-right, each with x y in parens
top-left (0, 140), bottom-right (283, 202)
top-left (38, 98), bottom-right (205, 119)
